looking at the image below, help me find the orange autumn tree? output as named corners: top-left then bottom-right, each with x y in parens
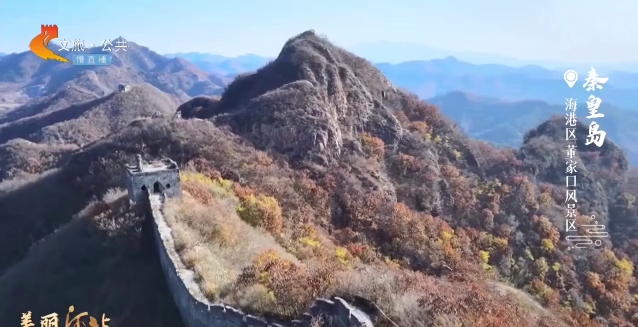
top-left (585, 249), bottom-right (635, 315)
top-left (237, 250), bottom-right (337, 316)
top-left (360, 132), bottom-right (385, 160)
top-left (379, 202), bottom-right (472, 274)
top-left (440, 164), bottom-right (476, 218)
top-left (236, 193), bottom-right (284, 235)
top-left (392, 153), bottom-right (420, 176)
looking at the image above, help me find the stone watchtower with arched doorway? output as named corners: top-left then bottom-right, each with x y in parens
top-left (124, 154), bottom-right (182, 203)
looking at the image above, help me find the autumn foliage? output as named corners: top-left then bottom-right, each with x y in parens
top-left (92, 99), bottom-right (635, 327)
top-left (360, 132), bottom-right (385, 160)
top-left (237, 193), bottom-right (284, 235)
top-left (37, 72), bottom-right (633, 327)
top-left (161, 117), bottom-right (638, 327)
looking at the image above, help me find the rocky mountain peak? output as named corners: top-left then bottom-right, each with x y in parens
top-left (186, 31), bottom-right (414, 164)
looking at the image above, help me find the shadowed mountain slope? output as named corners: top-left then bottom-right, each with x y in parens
top-left (0, 86), bottom-right (99, 125)
top-left (0, 183), bottom-right (183, 326)
top-left (0, 84), bottom-right (177, 180)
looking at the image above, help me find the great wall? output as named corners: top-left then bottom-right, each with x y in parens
top-left (124, 155), bottom-right (375, 327)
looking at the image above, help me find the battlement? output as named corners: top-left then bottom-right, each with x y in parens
top-left (124, 155), bottom-right (181, 203)
top-left (41, 24), bottom-right (59, 34)
top-left (126, 158), bottom-right (178, 174)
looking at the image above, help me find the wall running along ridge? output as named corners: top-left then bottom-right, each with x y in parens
top-left (145, 192), bottom-right (374, 327)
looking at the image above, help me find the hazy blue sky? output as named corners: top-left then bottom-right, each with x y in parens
top-left (1, 0), bottom-right (637, 63)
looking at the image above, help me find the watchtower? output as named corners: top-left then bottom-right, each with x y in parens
top-left (124, 154), bottom-right (182, 203)
top-left (118, 84), bottom-right (131, 93)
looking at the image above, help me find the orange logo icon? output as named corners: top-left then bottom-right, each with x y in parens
top-left (29, 25), bottom-right (70, 63)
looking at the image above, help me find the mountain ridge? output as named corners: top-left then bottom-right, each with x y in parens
top-left (0, 40), bottom-right (228, 104)
top-left (0, 83), bottom-right (176, 180)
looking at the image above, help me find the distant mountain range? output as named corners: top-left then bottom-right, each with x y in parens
top-left (349, 41), bottom-right (638, 73)
top-left (168, 43), bottom-right (638, 75)
top-left (6, 46), bottom-right (636, 109)
top-left (431, 91), bottom-right (638, 165)
top-left (375, 57), bottom-right (638, 109)
top-left (169, 52), bottom-right (638, 110)
top-left (164, 53), bottom-right (271, 77)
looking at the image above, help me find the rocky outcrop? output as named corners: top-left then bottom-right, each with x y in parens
top-left (175, 96), bottom-right (221, 119)
top-left (188, 30), bottom-right (407, 164)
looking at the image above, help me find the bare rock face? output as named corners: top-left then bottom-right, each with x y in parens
top-left (213, 30), bottom-right (404, 163)
top-left (176, 95), bottom-right (221, 119)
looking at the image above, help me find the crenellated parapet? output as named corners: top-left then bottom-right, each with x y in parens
top-left (124, 155), bottom-right (182, 203)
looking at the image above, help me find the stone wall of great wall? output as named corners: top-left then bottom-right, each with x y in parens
top-left (144, 192), bottom-right (374, 327)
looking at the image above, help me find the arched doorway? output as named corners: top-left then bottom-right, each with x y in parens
top-left (153, 182), bottom-right (161, 193)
